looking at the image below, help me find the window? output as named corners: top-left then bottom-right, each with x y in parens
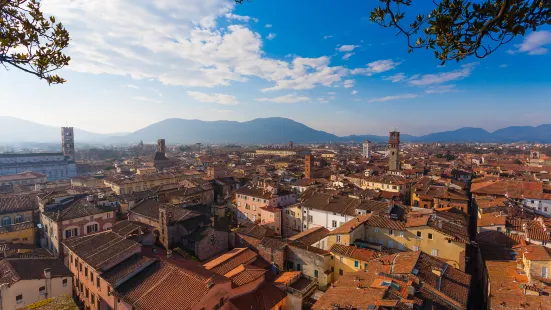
top-left (63, 279), bottom-right (68, 287)
top-left (2, 217), bottom-right (11, 226)
top-left (431, 249), bottom-right (438, 256)
top-left (314, 270), bottom-right (319, 277)
top-left (220, 298), bottom-right (225, 307)
top-left (80, 262), bottom-right (82, 272)
top-left (497, 227), bottom-right (502, 232)
top-left (16, 295), bottom-right (22, 304)
top-left (336, 235), bottom-right (341, 243)
top-left (65, 228), bottom-right (78, 239)
top-left (354, 261), bottom-right (359, 268)
top-left (308, 215), bottom-right (313, 223)
top-left (14, 215), bottom-right (23, 223)
top-left (399, 231), bottom-right (404, 237)
top-left (39, 286), bottom-right (45, 296)
top-left (543, 266), bottom-right (548, 278)
top-left (90, 272), bottom-right (94, 282)
top-left (85, 267), bottom-right (88, 278)
top-left (339, 269), bottom-right (343, 276)
top-left (375, 227), bottom-right (379, 233)
top-left (428, 233), bottom-right (433, 240)
top-left (332, 220), bottom-right (337, 228)
top-left (91, 294), bottom-right (95, 305)
top-left (86, 288), bottom-right (89, 299)
top-left (296, 264), bottom-right (301, 271)
top-left (86, 224), bottom-right (99, 234)
top-left (74, 258), bottom-right (78, 267)
top-left (339, 256), bottom-right (343, 263)
top-left (388, 229), bottom-right (394, 235)
top-left (413, 245), bottom-right (419, 251)
top-left (364, 263), bottom-right (368, 269)
top-left (97, 277), bottom-right (100, 288)
top-left (331, 267), bottom-right (334, 272)
top-left (416, 231), bottom-right (422, 239)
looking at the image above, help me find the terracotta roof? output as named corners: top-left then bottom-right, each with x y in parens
top-left (405, 215), bottom-right (430, 227)
top-left (229, 281), bottom-right (287, 310)
top-left (477, 215), bottom-right (507, 227)
top-left (62, 231), bottom-right (141, 271)
top-left (203, 248), bottom-right (257, 275)
top-left (287, 226), bottom-right (329, 245)
top-left (111, 220), bottom-right (152, 237)
top-left (365, 215), bottom-right (406, 231)
top-left (115, 259), bottom-right (229, 310)
top-left (476, 230), bottom-right (522, 248)
top-left (101, 254), bottom-right (156, 285)
top-left (225, 264), bottom-right (266, 287)
top-left (330, 244), bottom-right (384, 262)
top-left (524, 245), bottom-right (551, 261)
top-left (0, 257), bottom-right (71, 285)
top-left (0, 194), bottom-right (38, 215)
top-left (329, 214), bottom-right (372, 235)
top-left (42, 198), bottom-right (114, 222)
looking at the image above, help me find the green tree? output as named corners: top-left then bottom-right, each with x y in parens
top-left (1, 0), bottom-right (70, 84)
top-left (236, 0), bottom-right (551, 63)
top-left (370, 0), bottom-right (551, 63)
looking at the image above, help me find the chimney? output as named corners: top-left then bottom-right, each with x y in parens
top-left (44, 268), bottom-right (51, 279)
top-left (166, 250), bottom-right (172, 258)
top-left (407, 285), bottom-right (416, 296)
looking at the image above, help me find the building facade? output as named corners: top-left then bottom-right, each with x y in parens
top-left (61, 127), bottom-right (75, 160)
top-left (0, 153), bottom-right (76, 181)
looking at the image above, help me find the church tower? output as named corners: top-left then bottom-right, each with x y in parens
top-left (304, 155), bottom-right (312, 179)
top-left (388, 130), bottom-right (401, 172)
top-left (61, 127), bottom-right (75, 160)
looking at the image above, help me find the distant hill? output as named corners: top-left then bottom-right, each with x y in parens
top-left (1, 116), bottom-right (550, 144)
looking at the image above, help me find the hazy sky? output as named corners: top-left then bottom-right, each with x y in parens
top-left (1, 0), bottom-right (551, 136)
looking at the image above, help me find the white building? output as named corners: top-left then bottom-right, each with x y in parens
top-left (362, 140), bottom-right (371, 160)
top-left (0, 153), bottom-right (77, 181)
top-left (524, 194), bottom-right (551, 217)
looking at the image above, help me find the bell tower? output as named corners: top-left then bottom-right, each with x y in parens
top-left (61, 127), bottom-right (75, 160)
top-left (388, 130), bottom-right (401, 172)
top-left (304, 155), bottom-right (312, 179)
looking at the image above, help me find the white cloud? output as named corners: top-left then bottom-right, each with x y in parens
top-left (407, 63), bottom-right (477, 86)
top-left (336, 45), bottom-right (360, 52)
top-left (383, 72), bottom-right (406, 83)
top-left (425, 84), bottom-right (457, 94)
top-left (125, 84), bottom-right (139, 89)
top-left (267, 33), bottom-right (277, 40)
top-left (134, 96), bottom-right (162, 104)
top-left (187, 91), bottom-right (239, 105)
top-left (499, 64), bottom-right (508, 68)
top-left (255, 94), bottom-right (311, 103)
top-left (41, 0), bottom-right (347, 92)
top-left (368, 94), bottom-right (417, 103)
top-left (508, 31), bottom-right (551, 55)
top-left (323, 35), bottom-right (333, 39)
top-left (343, 79), bottom-right (355, 88)
top-left (342, 53), bottom-right (354, 60)
top-left (351, 59), bottom-right (401, 76)
top-left (265, 24), bottom-right (272, 28)
top-left (317, 98), bottom-right (329, 103)
top-left (351, 90), bottom-right (358, 95)
top-left (225, 13), bottom-right (258, 23)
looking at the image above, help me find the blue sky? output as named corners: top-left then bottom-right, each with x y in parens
top-left (1, 0), bottom-right (550, 136)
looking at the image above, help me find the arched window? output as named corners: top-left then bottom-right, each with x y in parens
top-left (2, 217), bottom-right (11, 226)
top-left (14, 215), bottom-right (23, 224)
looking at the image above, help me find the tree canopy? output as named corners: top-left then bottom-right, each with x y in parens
top-left (236, 0), bottom-right (551, 63)
top-left (1, 0), bottom-right (70, 84)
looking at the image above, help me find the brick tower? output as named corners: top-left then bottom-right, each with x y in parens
top-left (304, 155), bottom-right (312, 179)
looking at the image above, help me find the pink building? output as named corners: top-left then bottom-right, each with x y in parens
top-left (259, 206), bottom-right (282, 235)
top-left (235, 186), bottom-right (296, 232)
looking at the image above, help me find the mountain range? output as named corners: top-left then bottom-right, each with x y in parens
top-left (1, 116), bottom-right (550, 144)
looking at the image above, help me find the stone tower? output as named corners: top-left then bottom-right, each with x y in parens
top-left (61, 127), bottom-right (75, 160)
top-left (388, 131), bottom-right (400, 172)
top-left (157, 139), bottom-right (166, 154)
top-left (362, 140), bottom-right (371, 160)
top-left (304, 155), bottom-right (312, 179)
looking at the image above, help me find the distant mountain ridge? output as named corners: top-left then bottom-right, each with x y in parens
top-left (1, 116), bottom-right (550, 144)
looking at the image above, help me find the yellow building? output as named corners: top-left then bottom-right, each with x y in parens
top-left (255, 149), bottom-right (310, 157)
top-left (522, 244), bottom-right (551, 283)
top-left (0, 222), bottom-right (36, 244)
top-left (362, 175), bottom-right (410, 196)
top-left (326, 210), bottom-right (470, 271)
top-left (326, 214), bottom-right (370, 249)
top-left (329, 244), bottom-right (384, 282)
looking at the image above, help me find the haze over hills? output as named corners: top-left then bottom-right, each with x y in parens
top-left (1, 116), bottom-right (550, 144)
